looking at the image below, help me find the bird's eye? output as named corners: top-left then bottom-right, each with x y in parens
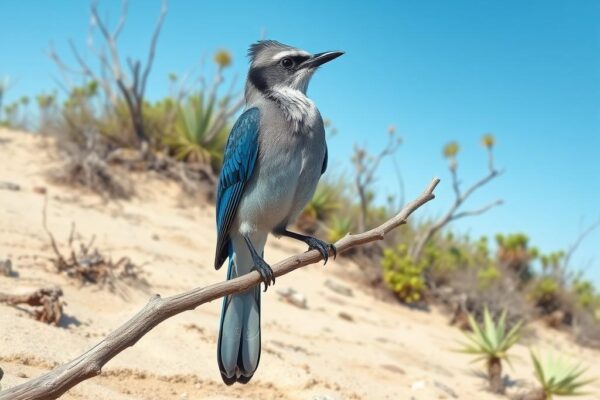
top-left (280, 57), bottom-right (294, 69)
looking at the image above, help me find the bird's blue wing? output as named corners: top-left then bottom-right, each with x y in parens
top-left (214, 108), bottom-right (260, 269)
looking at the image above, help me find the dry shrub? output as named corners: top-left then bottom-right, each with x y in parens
top-left (49, 131), bottom-right (133, 199)
top-left (43, 200), bottom-right (147, 292)
top-left (436, 265), bottom-right (532, 328)
top-left (573, 309), bottom-right (600, 348)
top-left (0, 287), bottom-right (64, 326)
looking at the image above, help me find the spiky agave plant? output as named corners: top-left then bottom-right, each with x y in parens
top-left (459, 307), bottom-right (523, 394)
top-left (526, 351), bottom-right (594, 400)
top-left (165, 93), bottom-right (230, 169)
top-left (303, 183), bottom-right (340, 220)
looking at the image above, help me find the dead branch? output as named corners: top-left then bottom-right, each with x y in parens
top-left (50, 0), bottom-right (168, 147)
top-left (409, 138), bottom-right (503, 261)
top-left (42, 196), bottom-right (145, 291)
top-left (563, 217), bottom-right (600, 271)
top-left (352, 126), bottom-right (402, 232)
top-left (0, 178), bottom-right (439, 400)
top-left (0, 288), bottom-right (64, 326)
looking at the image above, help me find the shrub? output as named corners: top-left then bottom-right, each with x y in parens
top-left (496, 233), bottom-right (538, 282)
top-left (530, 276), bottom-right (561, 313)
top-left (382, 244), bottom-right (426, 303)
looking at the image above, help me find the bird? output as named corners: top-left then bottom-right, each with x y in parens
top-left (214, 40), bottom-right (343, 385)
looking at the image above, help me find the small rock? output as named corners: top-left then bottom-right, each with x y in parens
top-left (0, 181), bottom-right (20, 191)
top-left (411, 380), bottom-right (427, 391)
top-left (151, 234), bottom-right (160, 241)
top-left (338, 311), bottom-right (354, 322)
top-left (33, 186), bottom-right (47, 195)
top-left (194, 383), bottom-right (202, 389)
top-left (276, 287), bottom-right (307, 309)
top-left (17, 372), bottom-right (28, 378)
top-left (324, 279), bottom-right (353, 297)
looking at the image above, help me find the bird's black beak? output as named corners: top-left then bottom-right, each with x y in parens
top-left (301, 51), bottom-right (344, 69)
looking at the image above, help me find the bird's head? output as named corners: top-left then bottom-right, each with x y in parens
top-left (246, 40), bottom-right (343, 99)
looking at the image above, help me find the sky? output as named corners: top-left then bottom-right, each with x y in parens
top-left (1, 1), bottom-right (599, 284)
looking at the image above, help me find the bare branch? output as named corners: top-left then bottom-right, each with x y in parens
top-left (112, 0), bottom-right (129, 40)
top-left (563, 217), bottom-right (600, 270)
top-left (0, 288), bottom-right (64, 326)
top-left (450, 199), bottom-right (504, 221)
top-left (0, 178), bottom-right (440, 400)
top-left (409, 141), bottom-right (503, 262)
top-left (352, 128), bottom-right (402, 232)
top-left (140, 0), bottom-right (168, 97)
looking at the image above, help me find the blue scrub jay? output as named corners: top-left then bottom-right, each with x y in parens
top-left (214, 40), bottom-right (343, 384)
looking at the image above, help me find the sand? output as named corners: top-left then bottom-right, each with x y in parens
top-left (0, 127), bottom-right (599, 400)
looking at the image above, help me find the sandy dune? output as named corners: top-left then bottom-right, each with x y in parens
top-left (0, 128), bottom-right (599, 399)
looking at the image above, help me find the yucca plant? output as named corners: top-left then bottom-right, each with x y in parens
top-left (305, 183), bottom-right (340, 221)
top-left (459, 307), bottom-right (524, 394)
top-left (164, 92), bottom-right (230, 170)
top-left (525, 351), bottom-right (594, 400)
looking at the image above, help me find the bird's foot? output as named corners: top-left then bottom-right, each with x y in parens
top-left (305, 237), bottom-right (337, 265)
top-left (250, 254), bottom-right (275, 292)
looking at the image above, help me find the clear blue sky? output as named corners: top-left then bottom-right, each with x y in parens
top-left (1, 1), bottom-right (599, 284)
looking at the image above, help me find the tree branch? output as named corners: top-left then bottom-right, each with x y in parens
top-left (449, 199), bottom-right (504, 221)
top-left (563, 217), bottom-right (600, 271)
top-left (0, 178), bottom-right (439, 400)
top-left (409, 142), bottom-right (503, 262)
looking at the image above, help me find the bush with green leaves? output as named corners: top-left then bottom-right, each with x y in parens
top-left (530, 276), bottom-right (562, 314)
top-left (527, 351), bottom-right (593, 399)
top-left (496, 232), bottom-right (539, 282)
top-left (382, 244), bottom-right (426, 303)
top-left (459, 307), bottom-right (524, 394)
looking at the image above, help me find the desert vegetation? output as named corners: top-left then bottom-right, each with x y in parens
top-left (0, 1), bottom-right (598, 399)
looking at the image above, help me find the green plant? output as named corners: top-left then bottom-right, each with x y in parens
top-left (163, 92), bottom-right (230, 169)
top-left (528, 351), bottom-right (593, 399)
top-left (477, 265), bottom-right (501, 288)
top-left (459, 307), bottom-right (523, 394)
top-left (326, 215), bottom-right (353, 244)
top-left (496, 233), bottom-right (538, 281)
top-left (572, 279), bottom-right (600, 310)
top-left (382, 244), bottom-right (426, 303)
top-left (530, 277), bottom-right (561, 313)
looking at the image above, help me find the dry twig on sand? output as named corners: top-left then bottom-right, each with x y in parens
top-left (42, 196), bottom-right (145, 291)
top-left (0, 287), bottom-right (64, 326)
top-left (0, 178), bottom-right (439, 400)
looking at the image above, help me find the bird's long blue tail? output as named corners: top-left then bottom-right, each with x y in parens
top-left (217, 243), bottom-right (262, 385)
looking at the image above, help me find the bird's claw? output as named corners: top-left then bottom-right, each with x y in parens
top-left (306, 237), bottom-right (337, 265)
top-left (251, 258), bottom-right (275, 292)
